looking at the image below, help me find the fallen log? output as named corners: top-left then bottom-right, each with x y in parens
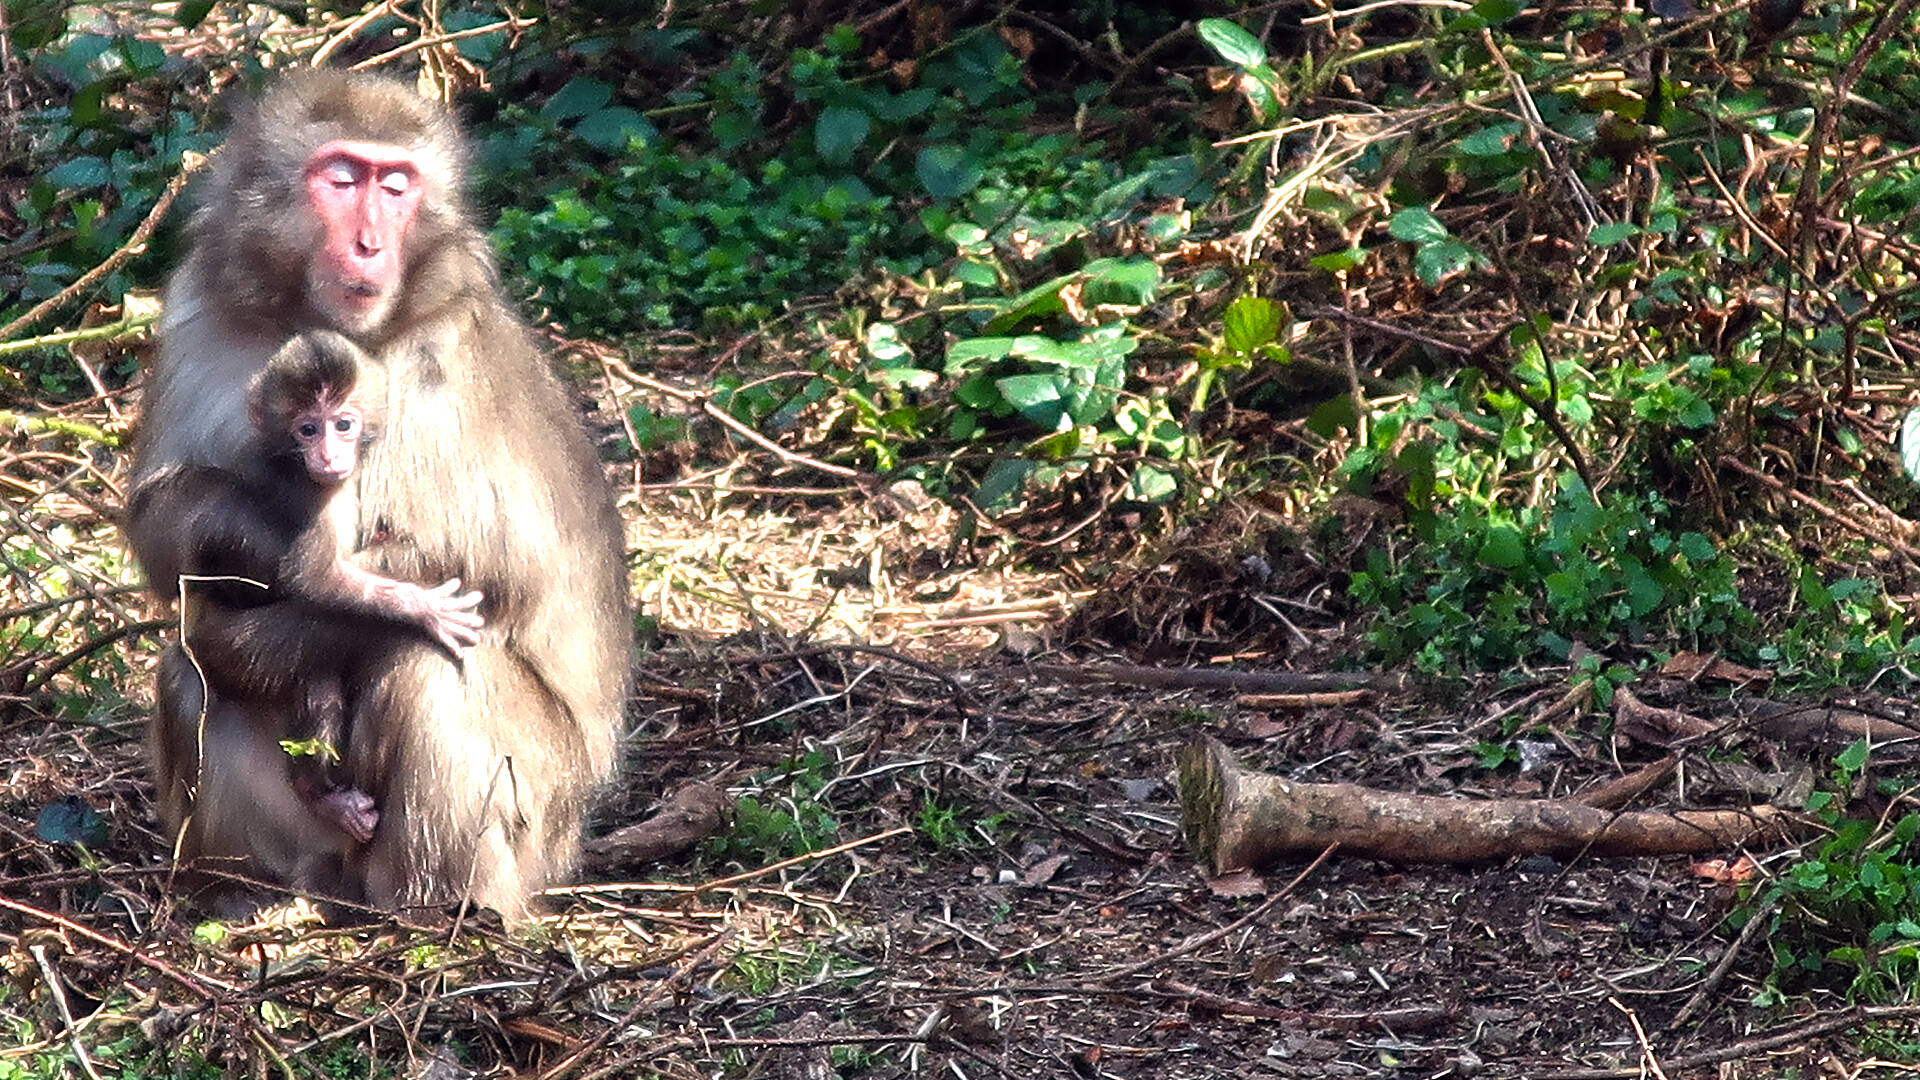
top-left (583, 782), bottom-right (729, 871)
top-left (1177, 737), bottom-right (1790, 873)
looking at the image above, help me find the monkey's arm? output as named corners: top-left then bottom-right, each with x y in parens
top-left (278, 532), bottom-right (484, 655)
top-left (180, 598), bottom-right (410, 703)
top-left (124, 464), bottom-right (287, 605)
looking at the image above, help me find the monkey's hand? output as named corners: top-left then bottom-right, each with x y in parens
top-left (406, 577), bottom-right (486, 655)
top-left (340, 564), bottom-right (485, 654)
top-left (310, 786), bottom-right (379, 844)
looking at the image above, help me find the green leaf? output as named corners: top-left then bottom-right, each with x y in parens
top-left (995, 373), bottom-right (1067, 429)
top-left (120, 36), bottom-right (166, 74)
top-left (1622, 557), bottom-right (1664, 617)
top-left (48, 156), bottom-right (108, 189)
top-left (1241, 70), bottom-right (1281, 123)
top-left (1413, 240), bottom-right (1476, 287)
top-left (1223, 296), bottom-right (1280, 353)
top-left (175, 0), bottom-right (217, 27)
top-left (953, 373), bottom-right (1002, 409)
top-left (1458, 122), bottom-right (1523, 157)
top-left (543, 77), bottom-right (614, 122)
top-left (1837, 738), bottom-right (1871, 774)
top-left (1798, 565), bottom-right (1834, 612)
top-left (1473, 0), bottom-right (1523, 22)
top-left (1477, 524), bottom-right (1525, 569)
top-left (982, 272), bottom-right (1073, 334)
top-left (917, 144), bottom-right (985, 199)
top-left (864, 322), bottom-right (911, 363)
top-left (1011, 334), bottom-right (1105, 372)
top-left (975, 458), bottom-right (1036, 512)
top-left (1588, 221), bottom-right (1642, 246)
top-left (35, 796), bottom-right (107, 847)
top-left (952, 260), bottom-right (998, 287)
top-left (1083, 257), bottom-right (1161, 306)
top-left (945, 337), bottom-right (1017, 376)
top-left (814, 105), bottom-right (870, 161)
top-left (573, 107), bottom-right (655, 153)
top-left (1311, 248), bottom-right (1368, 273)
top-left (1306, 395), bottom-right (1359, 437)
top-left (1127, 465), bottom-right (1178, 503)
top-left (1030, 427), bottom-right (1084, 460)
top-left (1197, 18), bottom-right (1267, 68)
top-left (944, 222), bottom-right (989, 247)
top-left (1389, 207), bottom-right (1449, 244)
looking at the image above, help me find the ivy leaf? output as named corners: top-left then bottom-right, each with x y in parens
top-left (1311, 248), bottom-right (1368, 273)
top-left (573, 108), bottom-right (655, 153)
top-left (1223, 296), bottom-right (1280, 353)
top-left (1459, 122), bottom-right (1523, 156)
top-left (1588, 221), bottom-right (1642, 246)
top-left (36, 796), bottom-right (108, 847)
top-left (1389, 207), bottom-right (1449, 244)
top-left (175, 0), bottom-right (217, 28)
top-left (917, 144), bottom-right (985, 198)
top-left (1413, 240), bottom-right (1477, 287)
top-left (48, 156), bottom-right (108, 189)
top-left (1082, 257), bottom-right (1161, 306)
top-left (1837, 738), bottom-right (1871, 774)
top-left (945, 336), bottom-right (1017, 376)
top-left (1197, 18), bottom-right (1267, 68)
top-left (995, 373), bottom-right (1067, 429)
top-left (975, 458), bottom-right (1036, 513)
top-left (1127, 466), bottom-right (1178, 503)
top-left (1476, 525), bottom-right (1525, 569)
top-left (543, 77), bottom-right (614, 123)
top-left (814, 105), bottom-right (870, 162)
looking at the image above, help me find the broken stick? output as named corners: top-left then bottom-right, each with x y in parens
top-left (1177, 736), bottom-right (1789, 873)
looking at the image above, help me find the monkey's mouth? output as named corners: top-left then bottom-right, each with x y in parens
top-left (340, 280), bottom-right (386, 301)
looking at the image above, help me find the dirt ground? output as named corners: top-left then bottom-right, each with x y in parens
top-left (6, 465), bottom-right (1918, 1080)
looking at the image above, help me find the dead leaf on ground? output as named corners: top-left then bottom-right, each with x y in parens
top-left (1206, 868), bottom-right (1268, 898)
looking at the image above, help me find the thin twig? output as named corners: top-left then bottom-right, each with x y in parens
top-left (701, 399), bottom-right (860, 478)
top-left (0, 896), bottom-right (233, 1000)
top-left (693, 825), bottom-right (912, 895)
top-left (1099, 842), bottom-right (1337, 982)
top-left (346, 16), bottom-right (537, 71)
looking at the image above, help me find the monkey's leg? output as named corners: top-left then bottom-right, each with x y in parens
top-left (349, 643), bottom-right (596, 921)
top-left (286, 675), bottom-right (380, 844)
top-left (149, 664), bottom-right (363, 907)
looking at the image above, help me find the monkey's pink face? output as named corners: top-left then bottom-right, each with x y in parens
top-left (305, 140), bottom-right (424, 335)
top-left (292, 398), bottom-right (365, 486)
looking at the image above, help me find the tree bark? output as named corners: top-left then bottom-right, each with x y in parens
top-left (1178, 736), bottom-right (1789, 873)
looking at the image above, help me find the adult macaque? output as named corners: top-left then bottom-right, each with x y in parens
top-left (245, 331), bottom-right (485, 843)
top-left (126, 70), bottom-right (630, 918)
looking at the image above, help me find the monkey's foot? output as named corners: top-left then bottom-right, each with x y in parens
top-left (310, 787), bottom-right (379, 843)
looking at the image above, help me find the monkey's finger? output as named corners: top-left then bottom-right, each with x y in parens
top-left (437, 614), bottom-right (486, 642)
top-left (429, 625), bottom-right (478, 655)
top-left (442, 608), bottom-right (486, 629)
top-left (428, 580), bottom-right (486, 611)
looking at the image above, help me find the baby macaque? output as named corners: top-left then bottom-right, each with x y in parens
top-left (244, 331), bottom-right (485, 842)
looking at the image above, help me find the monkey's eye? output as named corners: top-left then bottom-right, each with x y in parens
top-left (297, 422), bottom-right (321, 439)
top-left (321, 160), bottom-right (359, 189)
top-left (333, 418), bottom-right (358, 435)
top-left (378, 170), bottom-right (412, 197)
